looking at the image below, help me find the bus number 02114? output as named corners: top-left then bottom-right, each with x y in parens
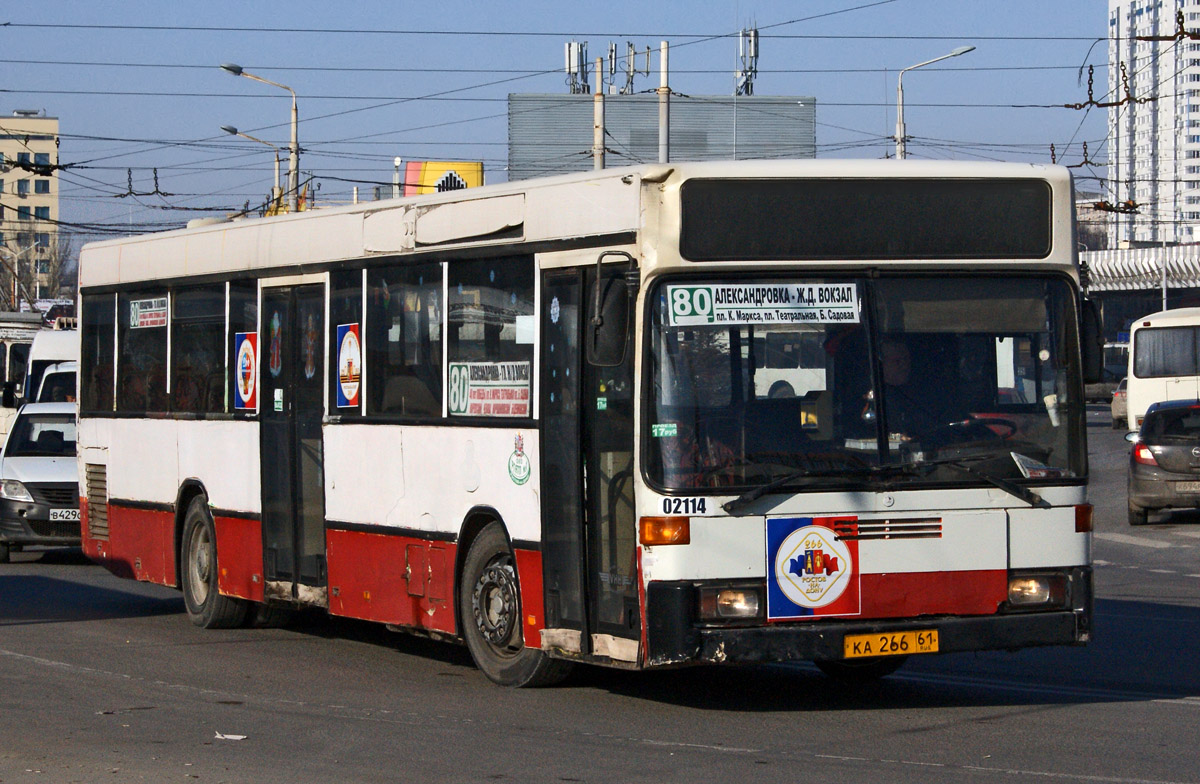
top-left (662, 498), bottom-right (707, 515)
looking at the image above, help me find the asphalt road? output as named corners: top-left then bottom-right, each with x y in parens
top-left (2, 408), bottom-right (1198, 784)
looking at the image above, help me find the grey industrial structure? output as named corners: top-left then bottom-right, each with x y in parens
top-left (507, 94), bottom-right (816, 181)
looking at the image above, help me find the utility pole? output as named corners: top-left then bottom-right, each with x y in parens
top-left (593, 58), bottom-right (606, 170)
top-left (658, 40), bottom-right (670, 164)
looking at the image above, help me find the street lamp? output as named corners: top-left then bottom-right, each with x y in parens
top-left (895, 45), bottom-right (975, 160)
top-left (221, 125), bottom-right (283, 213)
top-left (220, 62), bottom-right (299, 212)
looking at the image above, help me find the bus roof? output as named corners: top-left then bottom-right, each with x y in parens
top-left (79, 159), bottom-right (1074, 290)
top-left (1130, 307), bottom-right (1200, 328)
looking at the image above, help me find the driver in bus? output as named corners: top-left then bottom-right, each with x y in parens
top-left (879, 338), bottom-right (939, 440)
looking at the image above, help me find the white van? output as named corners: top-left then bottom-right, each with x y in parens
top-left (1126, 306), bottom-right (1200, 431)
top-left (21, 328), bottom-right (78, 407)
top-left (0, 312), bottom-right (47, 441)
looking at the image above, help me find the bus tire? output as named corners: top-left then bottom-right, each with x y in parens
top-left (459, 522), bottom-right (572, 687)
top-left (815, 656), bottom-right (906, 683)
top-left (0, 541), bottom-right (9, 563)
top-left (180, 496), bottom-right (250, 629)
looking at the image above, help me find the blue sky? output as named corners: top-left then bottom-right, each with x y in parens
top-left (3, 0), bottom-right (1108, 243)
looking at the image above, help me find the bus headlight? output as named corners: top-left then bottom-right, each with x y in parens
top-left (1, 479), bottom-right (33, 502)
top-left (1007, 573), bottom-right (1067, 608)
top-left (698, 586), bottom-right (762, 621)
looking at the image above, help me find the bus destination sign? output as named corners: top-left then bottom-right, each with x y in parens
top-left (666, 283), bottom-right (858, 327)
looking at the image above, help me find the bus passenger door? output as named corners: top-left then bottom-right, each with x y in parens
top-left (259, 283), bottom-right (328, 604)
top-left (540, 266), bottom-right (640, 661)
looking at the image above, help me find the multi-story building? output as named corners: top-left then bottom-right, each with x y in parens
top-left (1106, 1), bottom-right (1200, 247)
top-left (0, 110), bottom-right (59, 305)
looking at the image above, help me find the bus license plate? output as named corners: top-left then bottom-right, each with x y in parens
top-left (49, 509), bottom-right (79, 522)
top-left (843, 629), bottom-right (939, 659)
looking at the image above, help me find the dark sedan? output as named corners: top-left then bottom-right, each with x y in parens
top-left (1127, 399), bottom-right (1200, 525)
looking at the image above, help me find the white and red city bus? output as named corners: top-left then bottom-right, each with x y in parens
top-left (76, 160), bottom-right (1100, 686)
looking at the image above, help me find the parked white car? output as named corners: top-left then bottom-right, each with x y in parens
top-left (0, 402), bottom-right (79, 563)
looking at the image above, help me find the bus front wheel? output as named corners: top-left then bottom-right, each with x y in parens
top-left (459, 522), bottom-right (572, 687)
top-left (180, 496), bottom-right (250, 629)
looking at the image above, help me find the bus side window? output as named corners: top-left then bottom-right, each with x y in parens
top-left (171, 285), bottom-right (225, 415)
top-left (117, 292), bottom-right (168, 414)
top-left (366, 262), bottom-right (443, 418)
top-left (446, 256), bottom-right (534, 418)
top-left (81, 294), bottom-right (115, 412)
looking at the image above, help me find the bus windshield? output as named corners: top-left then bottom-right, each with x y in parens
top-left (646, 275), bottom-right (1084, 491)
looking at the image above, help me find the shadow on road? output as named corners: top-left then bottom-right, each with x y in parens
top-left (0, 570), bottom-right (184, 627)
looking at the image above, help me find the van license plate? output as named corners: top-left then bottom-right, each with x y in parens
top-left (843, 629), bottom-right (939, 659)
top-left (49, 509), bottom-right (79, 522)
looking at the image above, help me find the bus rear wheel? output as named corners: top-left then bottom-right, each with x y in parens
top-left (181, 496), bottom-right (250, 629)
top-left (459, 522), bottom-right (572, 687)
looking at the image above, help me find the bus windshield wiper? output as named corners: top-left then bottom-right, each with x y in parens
top-left (721, 462), bottom-right (918, 516)
top-left (933, 457), bottom-right (1050, 509)
top-left (721, 453), bottom-right (1049, 515)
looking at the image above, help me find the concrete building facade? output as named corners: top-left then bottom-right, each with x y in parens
top-left (0, 110), bottom-right (60, 305)
top-left (1106, 1), bottom-right (1200, 247)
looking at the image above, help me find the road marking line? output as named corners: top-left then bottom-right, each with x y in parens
top-left (1095, 533), bottom-right (1173, 549)
top-left (1094, 559), bottom-right (1112, 566)
top-left (1153, 697), bottom-right (1200, 708)
top-left (1148, 569), bottom-right (1177, 574)
top-left (1171, 530), bottom-right (1200, 539)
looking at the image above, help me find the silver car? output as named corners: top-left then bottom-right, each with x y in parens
top-left (0, 402), bottom-right (79, 562)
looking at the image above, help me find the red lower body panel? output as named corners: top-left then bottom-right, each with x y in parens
top-left (82, 502), bottom-right (176, 586)
top-left (213, 515), bottom-right (264, 602)
top-left (858, 570), bottom-right (1007, 618)
top-left (325, 529), bottom-right (456, 633)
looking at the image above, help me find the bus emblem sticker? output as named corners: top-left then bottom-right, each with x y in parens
top-left (336, 323), bottom-right (361, 408)
top-left (766, 517), bottom-right (860, 620)
top-left (508, 433), bottom-right (531, 485)
top-left (233, 332), bottom-right (257, 410)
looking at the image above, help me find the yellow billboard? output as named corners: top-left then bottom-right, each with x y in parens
top-left (403, 161), bottom-right (483, 196)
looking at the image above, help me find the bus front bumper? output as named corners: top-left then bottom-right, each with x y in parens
top-left (644, 569), bottom-right (1092, 667)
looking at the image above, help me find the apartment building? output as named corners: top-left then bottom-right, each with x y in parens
top-left (0, 110), bottom-right (59, 304)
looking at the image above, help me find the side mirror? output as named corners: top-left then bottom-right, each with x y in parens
top-left (586, 252), bottom-right (638, 367)
top-left (1080, 299), bottom-right (1104, 384)
top-left (1, 382), bottom-right (15, 409)
top-left (1124, 431), bottom-right (1138, 443)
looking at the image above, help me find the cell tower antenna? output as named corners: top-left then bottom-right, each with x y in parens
top-left (565, 41), bottom-right (590, 94)
top-left (735, 27), bottom-right (759, 96)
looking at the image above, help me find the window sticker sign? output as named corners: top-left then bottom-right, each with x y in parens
top-left (448, 361), bottom-right (531, 417)
top-left (666, 283), bottom-right (858, 327)
top-left (233, 332), bottom-right (257, 410)
top-left (336, 323), bottom-right (361, 408)
top-left (129, 297), bottom-right (167, 329)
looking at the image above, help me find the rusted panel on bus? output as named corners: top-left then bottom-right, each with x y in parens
top-left (105, 503), bottom-right (175, 587)
top-left (326, 528), bottom-right (456, 633)
top-left (405, 544), bottom-right (427, 597)
top-left (213, 514), bottom-right (264, 603)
